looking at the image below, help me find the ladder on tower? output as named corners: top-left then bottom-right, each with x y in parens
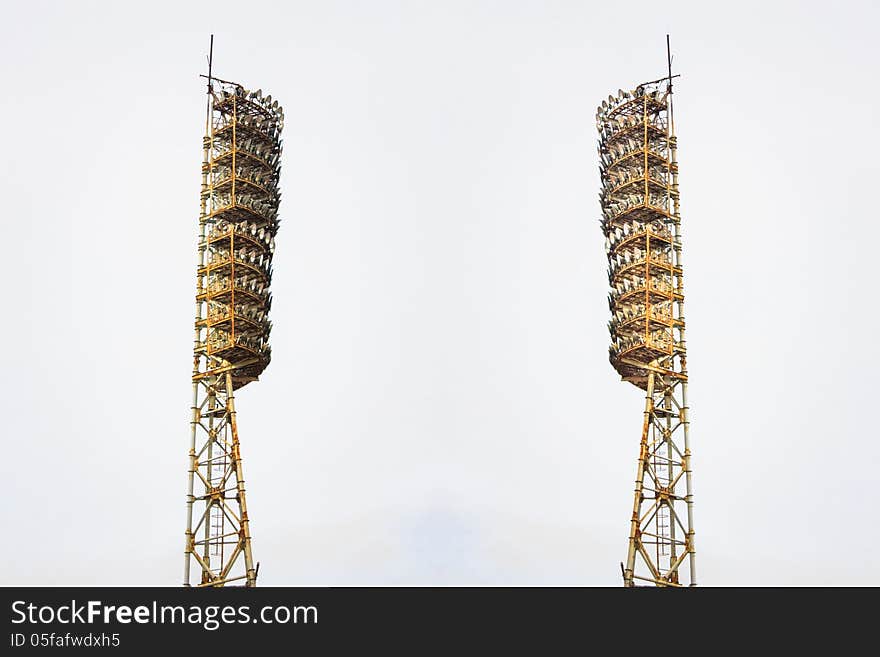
top-left (209, 455), bottom-right (227, 560)
top-left (654, 451), bottom-right (671, 559)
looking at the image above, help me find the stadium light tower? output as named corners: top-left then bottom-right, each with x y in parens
top-left (596, 38), bottom-right (697, 586)
top-left (184, 38), bottom-right (284, 587)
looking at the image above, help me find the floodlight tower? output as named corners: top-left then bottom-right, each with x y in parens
top-left (596, 41), bottom-right (696, 586)
top-left (184, 41), bottom-right (284, 587)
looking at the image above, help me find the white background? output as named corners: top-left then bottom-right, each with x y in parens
top-left (1, 0), bottom-right (877, 585)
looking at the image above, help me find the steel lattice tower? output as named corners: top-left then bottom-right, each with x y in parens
top-left (184, 46), bottom-right (284, 587)
top-left (597, 45), bottom-right (696, 587)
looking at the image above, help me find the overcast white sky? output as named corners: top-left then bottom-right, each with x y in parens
top-left (1, 0), bottom-right (877, 586)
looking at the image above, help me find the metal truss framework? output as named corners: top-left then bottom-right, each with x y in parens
top-left (186, 367), bottom-right (256, 587)
top-left (597, 64), bottom-right (696, 586)
top-left (626, 367), bottom-right (695, 586)
top-left (184, 65), bottom-right (284, 587)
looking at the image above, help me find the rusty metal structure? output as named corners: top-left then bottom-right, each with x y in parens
top-left (184, 41), bottom-right (283, 587)
top-left (597, 41), bottom-right (696, 586)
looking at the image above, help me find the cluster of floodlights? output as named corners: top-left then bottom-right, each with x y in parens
top-left (597, 82), bottom-right (678, 381)
top-left (199, 82), bottom-right (283, 383)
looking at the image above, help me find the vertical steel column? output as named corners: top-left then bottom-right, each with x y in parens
top-left (664, 387), bottom-right (677, 569)
top-left (185, 82), bottom-right (213, 585)
top-left (203, 379), bottom-right (217, 578)
top-left (665, 37), bottom-right (694, 584)
top-left (670, 125), bottom-right (697, 586)
top-left (225, 370), bottom-right (257, 587)
top-left (184, 376), bottom-right (198, 586)
top-left (624, 369), bottom-right (655, 587)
